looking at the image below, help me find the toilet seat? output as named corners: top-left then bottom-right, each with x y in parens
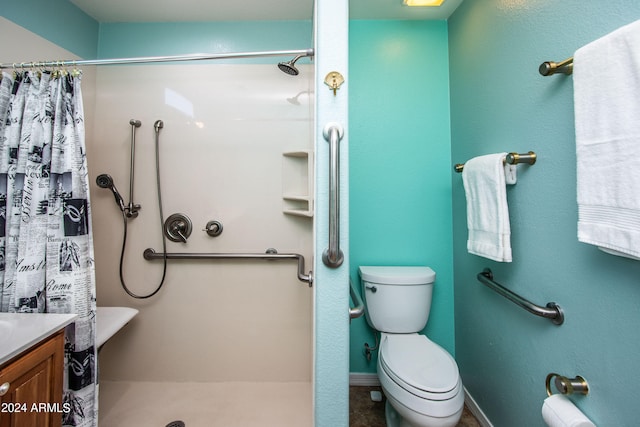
top-left (379, 334), bottom-right (460, 401)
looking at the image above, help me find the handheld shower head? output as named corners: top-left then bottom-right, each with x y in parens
top-left (278, 55), bottom-right (304, 76)
top-left (96, 173), bottom-right (114, 189)
top-left (154, 120), bottom-right (164, 132)
top-left (96, 174), bottom-right (126, 212)
top-left (129, 119), bottom-right (142, 127)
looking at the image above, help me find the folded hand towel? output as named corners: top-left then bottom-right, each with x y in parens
top-left (574, 19), bottom-right (640, 260)
top-left (462, 153), bottom-right (512, 262)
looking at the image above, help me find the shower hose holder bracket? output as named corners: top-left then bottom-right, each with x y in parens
top-left (125, 203), bottom-right (141, 219)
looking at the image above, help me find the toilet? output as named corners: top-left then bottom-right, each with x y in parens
top-left (359, 266), bottom-right (464, 427)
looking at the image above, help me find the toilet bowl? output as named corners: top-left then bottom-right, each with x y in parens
top-left (378, 333), bottom-right (464, 427)
top-left (359, 266), bottom-right (464, 427)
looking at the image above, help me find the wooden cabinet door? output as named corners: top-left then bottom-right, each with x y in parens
top-left (0, 330), bottom-right (64, 427)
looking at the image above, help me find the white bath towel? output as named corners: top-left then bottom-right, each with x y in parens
top-left (574, 19), bottom-right (640, 260)
top-left (462, 153), bottom-right (512, 262)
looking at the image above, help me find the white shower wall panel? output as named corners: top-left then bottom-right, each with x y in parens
top-left (90, 64), bottom-right (314, 382)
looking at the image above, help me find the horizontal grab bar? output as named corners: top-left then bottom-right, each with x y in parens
top-left (143, 248), bottom-right (313, 287)
top-left (477, 269), bottom-right (564, 325)
top-left (349, 278), bottom-right (364, 320)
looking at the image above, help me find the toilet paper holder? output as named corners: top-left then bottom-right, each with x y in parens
top-left (545, 373), bottom-right (590, 397)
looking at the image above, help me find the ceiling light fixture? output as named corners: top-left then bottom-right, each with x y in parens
top-left (402, 0), bottom-right (445, 6)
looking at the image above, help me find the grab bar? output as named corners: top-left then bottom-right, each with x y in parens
top-left (322, 123), bottom-right (344, 268)
top-left (143, 248), bottom-right (313, 287)
top-left (477, 269), bottom-right (564, 325)
top-left (126, 119), bottom-right (142, 218)
top-left (349, 278), bottom-right (364, 320)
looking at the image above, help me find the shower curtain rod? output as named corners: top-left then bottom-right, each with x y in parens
top-left (0, 48), bottom-right (314, 70)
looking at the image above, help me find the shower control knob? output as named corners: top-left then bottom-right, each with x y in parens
top-left (204, 220), bottom-right (223, 237)
top-left (164, 213), bottom-right (192, 243)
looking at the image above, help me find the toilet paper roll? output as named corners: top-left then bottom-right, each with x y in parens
top-left (542, 394), bottom-right (596, 427)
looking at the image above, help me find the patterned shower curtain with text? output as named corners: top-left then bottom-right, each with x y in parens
top-left (0, 70), bottom-right (97, 427)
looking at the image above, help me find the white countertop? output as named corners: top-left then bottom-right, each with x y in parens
top-left (0, 313), bottom-right (78, 365)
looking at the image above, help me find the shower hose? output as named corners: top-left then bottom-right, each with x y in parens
top-left (118, 125), bottom-right (168, 299)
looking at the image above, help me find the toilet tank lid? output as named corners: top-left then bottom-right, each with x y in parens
top-left (359, 266), bottom-right (436, 285)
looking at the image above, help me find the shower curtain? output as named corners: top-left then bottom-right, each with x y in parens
top-left (0, 70), bottom-right (97, 427)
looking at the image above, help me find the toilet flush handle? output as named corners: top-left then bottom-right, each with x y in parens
top-left (365, 283), bottom-right (377, 293)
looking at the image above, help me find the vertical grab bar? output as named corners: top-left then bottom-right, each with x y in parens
top-left (322, 123), bottom-right (345, 268)
top-left (126, 119), bottom-right (142, 218)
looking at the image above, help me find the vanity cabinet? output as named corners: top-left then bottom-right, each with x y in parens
top-left (0, 329), bottom-right (64, 427)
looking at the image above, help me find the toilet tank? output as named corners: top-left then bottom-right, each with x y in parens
top-left (359, 266), bottom-right (436, 333)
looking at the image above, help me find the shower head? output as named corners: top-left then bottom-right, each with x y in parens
top-left (129, 119), bottom-right (142, 127)
top-left (154, 120), bottom-right (164, 132)
top-left (278, 55), bottom-right (304, 76)
top-left (96, 174), bottom-right (126, 212)
top-left (96, 173), bottom-right (115, 189)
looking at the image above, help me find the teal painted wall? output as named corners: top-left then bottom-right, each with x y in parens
top-left (349, 20), bottom-right (453, 374)
top-left (0, 0), bottom-right (98, 58)
top-left (0, 0), bottom-right (310, 63)
top-left (449, 1), bottom-right (640, 425)
top-left (98, 21), bottom-right (312, 62)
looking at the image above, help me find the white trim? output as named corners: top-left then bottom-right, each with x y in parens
top-left (349, 373), bottom-right (380, 387)
top-left (464, 387), bottom-right (493, 427)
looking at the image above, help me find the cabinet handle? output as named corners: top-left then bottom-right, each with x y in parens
top-left (0, 382), bottom-right (9, 396)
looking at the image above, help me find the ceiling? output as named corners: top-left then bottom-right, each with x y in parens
top-left (69, 0), bottom-right (463, 23)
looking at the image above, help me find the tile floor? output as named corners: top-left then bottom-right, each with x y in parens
top-left (349, 386), bottom-right (481, 427)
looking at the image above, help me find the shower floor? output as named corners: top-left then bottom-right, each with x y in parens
top-left (99, 380), bottom-right (312, 427)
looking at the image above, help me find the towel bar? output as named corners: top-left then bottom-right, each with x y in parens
top-left (539, 57), bottom-right (574, 76)
top-left (454, 151), bottom-right (537, 173)
top-left (477, 269), bottom-right (564, 325)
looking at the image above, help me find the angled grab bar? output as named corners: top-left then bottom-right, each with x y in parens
top-left (477, 269), bottom-right (564, 325)
top-left (322, 123), bottom-right (344, 268)
top-left (349, 278), bottom-right (364, 320)
top-left (143, 248), bottom-right (313, 287)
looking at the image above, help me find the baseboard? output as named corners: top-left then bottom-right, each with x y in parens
top-left (464, 386), bottom-right (493, 427)
top-left (349, 373), bottom-right (380, 387)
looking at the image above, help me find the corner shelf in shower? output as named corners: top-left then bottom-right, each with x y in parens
top-left (282, 149), bottom-right (314, 217)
